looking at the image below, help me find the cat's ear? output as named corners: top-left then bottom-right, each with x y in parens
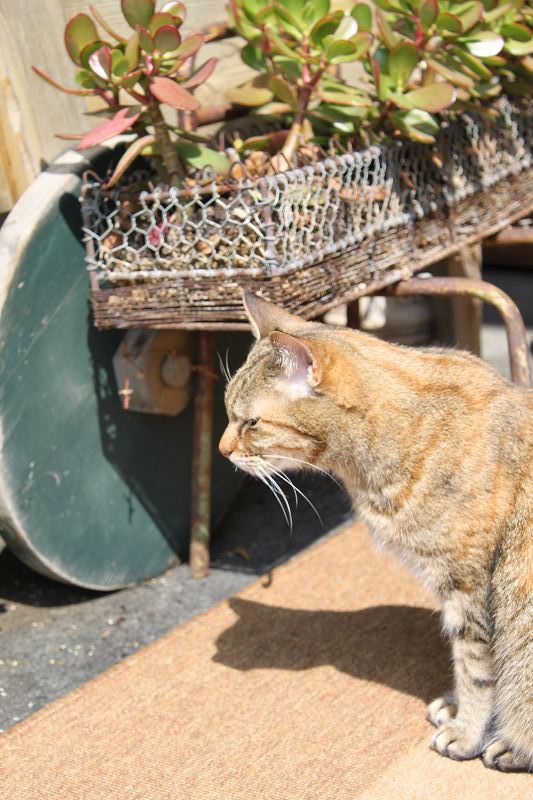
top-left (270, 331), bottom-right (322, 388)
top-left (242, 289), bottom-right (302, 339)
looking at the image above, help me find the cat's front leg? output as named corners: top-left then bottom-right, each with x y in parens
top-left (430, 600), bottom-right (494, 761)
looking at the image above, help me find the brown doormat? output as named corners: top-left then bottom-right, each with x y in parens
top-left (0, 522), bottom-right (529, 800)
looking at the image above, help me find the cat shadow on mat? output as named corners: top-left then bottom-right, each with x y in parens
top-left (214, 600), bottom-right (450, 703)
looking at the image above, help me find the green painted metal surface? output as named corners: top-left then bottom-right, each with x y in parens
top-left (0, 170), bottom-right (249, 589)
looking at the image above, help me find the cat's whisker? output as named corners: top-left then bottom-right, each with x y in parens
top-left (225, 348), bottom-right (233, 381)
top-left (270, 467), bottom-right (324, 527)
top-left (255, 466), bottom-right (293, 531)
top-left (265, 454), bottom-right (343, 490)
top-left (216, 351), bottom-right (231, 384)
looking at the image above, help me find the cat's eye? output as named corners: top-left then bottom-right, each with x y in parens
top-left (248, 418), bottom-right (259, 428)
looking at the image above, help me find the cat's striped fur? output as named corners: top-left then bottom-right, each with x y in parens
top-left (219, 290), bottom-right (532, 772)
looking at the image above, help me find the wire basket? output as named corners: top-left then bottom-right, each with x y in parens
top-left (82, 97), bottom-right (533, 329)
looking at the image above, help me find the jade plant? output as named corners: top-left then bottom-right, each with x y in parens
top-left (229, 0), bottom-right (532, 153)
top-left (33, 0), bottom-right (230, 186)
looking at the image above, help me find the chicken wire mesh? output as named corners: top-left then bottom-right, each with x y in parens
top-left (82, 97), bottom-right (533, 327)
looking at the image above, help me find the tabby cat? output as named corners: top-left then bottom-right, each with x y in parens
top-left (219, 290), bottom-right (532, 772)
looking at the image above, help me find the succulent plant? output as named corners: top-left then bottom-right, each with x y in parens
top-left (229, 0), bottom-right (532, 153)
top-left (228, 0), bottom-right (374, 163)
top-left (33, 1), bottom-right (230, 186)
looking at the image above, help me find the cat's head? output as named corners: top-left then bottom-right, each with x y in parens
top-left (219, 291), bottom-right (353, 478)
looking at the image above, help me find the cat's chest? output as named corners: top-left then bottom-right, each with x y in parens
top-left (359, 503), bottom-right (445, 595)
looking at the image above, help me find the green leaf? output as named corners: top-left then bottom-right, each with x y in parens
top-left (391, 82), bottom-right (456, 112)
top-left (161, 1), bottom-right (186, 20)
top-left (227, 75), bottom-right (275, 106)
top-left (80, 41), bottom-right (107, 70)
top-left (389, 108), bottom-right (439, 142)
top-left (351, 3), bottom-right (373, 33)
top-left (317, 88), bottom-right (372, 106)
top-left (427, 57), bottom-right (475, 88)
top-left (241, 43), bottom-right (267, 70)
top-left (504, 38), bottom-right (533, 55)
top-left (416, 0), bottom-right (439, 31)
top-left (105, 134), bottom-right (156, 187)
top-left (500, 23), bottom-right (531, 42)
top-left (64, 13), bottom-right (99, 65)
top-left (121, 0), bottom-right (155, 30)
top-left (148, 13), bottom-right (178, 34)
top-left (175, 143), bottom-right (231, 175)
top-left (137, 27), bottom-right (155, 53)
top-left (111, 49), bottom-right (130, 77)
top-left (455, 1), bottom-right (484, 33)
top-left (388, 42), bottom-right (419, 89)
top-left (254, 101), bottom-right (293, 114)
top-left (464, 32), bottom-right (504, 57)
top-left (436, 13), bottom-right (463, 34)
top-left (154, 25), bottom-right (181, 54)
top-left (451, 46), bottom-right (492, 78)
top-left (274, 1), bottom-right (305, 38)
top-left (125, 33), bottom-right (140, 69)
top-left (268, 76), bottom-right (297, 106)
top-left (302, 0), bottom-right (330, 27)
top-left (75, 69), bottom-right (97, 89)
top-left (376, 9), bottom-right (398, 49)
top-left (325, 39), bottom-right (359, 63)
top-left (309, 11), bottom-right (344, 47)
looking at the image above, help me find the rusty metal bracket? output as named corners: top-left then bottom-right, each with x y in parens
top-left (379, 276), bottom-right (531, 388)
top-left (189, 331), bottom-right (216, 578)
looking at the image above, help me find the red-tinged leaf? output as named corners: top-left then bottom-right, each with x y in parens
top-left (104, 134), bottom-right (156, 187)
top-left (149, 76), bottom-right (200, 110)
top-left (148, 12), bottom-right (178, 34)
top-left (89, 6), bottom-right (127, 42)
top-left (89, 46), bottom-right (113, 79)
top-left (161, 1), bottom-right (186, 20)
top-left (427, 57), bottom-right (475, 88)
top-left (76, 107), bottom-right (141, 149)
top-left (31, 65), bottom-right (94, 96)
top-left (173, 34), bottom-right (204, 61)
top-left (64, 13), bottom-right (98, 65)
top-left (416, 0), bottom-right (438, 31)
top-left (54, 132), bottom-right (85, 140)
top-left (154, 25), bottom-right (181, 54)
top-left (182, 58), bottom-right (217, 89)
top-left (121, 0), bottom-right (155, 30)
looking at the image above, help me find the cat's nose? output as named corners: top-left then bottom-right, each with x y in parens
top-left (218, 430), bottom-right (235, 458)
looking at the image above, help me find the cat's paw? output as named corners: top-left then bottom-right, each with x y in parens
top-left (430, 723), bottom-right (483, 761)
top-left (482, 740), bottom-right (532, 773)
top-left (427, 694), bottom-right (457, 728)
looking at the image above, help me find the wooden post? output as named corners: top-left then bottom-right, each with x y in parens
top-left (346, 299), bottom-right (361, 329)
top-left (432, 243), bottom-right (483, 354)
top-left (189, 331), bottom-right (216, 578)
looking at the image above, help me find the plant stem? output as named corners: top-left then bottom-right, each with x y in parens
top-left (146, 103), bottom-right (184, 185)
top-left (280, 85), bottom-right (312, 165)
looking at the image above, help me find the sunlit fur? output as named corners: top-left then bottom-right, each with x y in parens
top-left (220, 291), bottom-right (533, 772)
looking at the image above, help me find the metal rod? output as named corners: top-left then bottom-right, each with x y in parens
top-left (190, 331), bottom-right (216, 578)
top-left (381, 276), bottom-right (531, 388)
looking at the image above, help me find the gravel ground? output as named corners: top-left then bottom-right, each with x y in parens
top-left (0, 265), bottom-right (531, 733)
